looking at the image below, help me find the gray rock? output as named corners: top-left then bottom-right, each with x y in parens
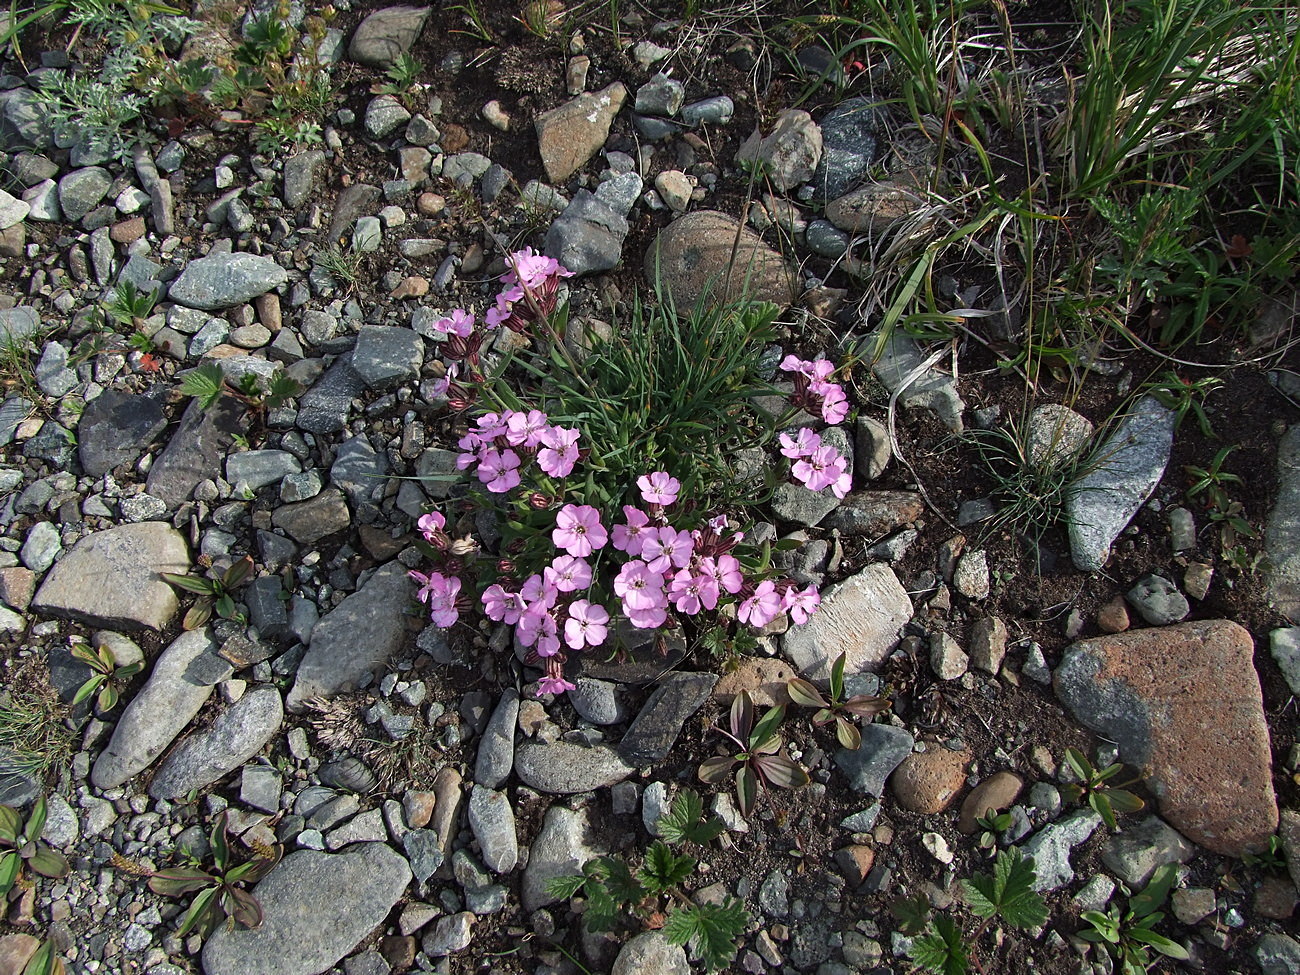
top-left (735, 109), bottom-right (822, 192)
top-left (474, 689), bottom-right (519, 791)
top-left (543, 183), bottom-right (637, 277)
top-left (782, 564), bottom-right (912, 681)
top-left (227, 450), bottom-right (302, 492)
top-left (1266, 425), bottom-right (1300, 622)
top-left (1019, 809), bottom-right (1103, 891)
top-left (514, 739), bottom-right (635, 794)
top-left (771, 481), bottom-right (840, 528)
top-left (535, 82), bottom-right (628, 184)
top-left (146, 396), bottom-right (243, 510)
top-left (327, 184), bottom-right (382, 241)
top-left (870, 330), bottom-right (966, 433)
top-left (20, 520), bottom-right (60, 573)
top-left (202, 844), bottom-right (411, 975)
top-left (834, 724), bottom-right (914, 796)
top-left (330, 436), bottom-right (388, 505)
top-left (31, 522), bottom-right (188, 631)
top-left (364, 95), bottom-right (411, 140)
top-left (0, 307), bottom-right (39, 344)
top-left (272, 489), bottom-right (351, 547)
top-left (22, 179), bottom-right (59, 221)
top-left (568, 678), bottom-right (628, 725)
top-left (1255, 933), bottom-right (1300, 975)
top-left (57, 167), bottom-right (111, 222)
top-left (422, 912), bottom-right (474, 957)
top-left (1125, 574), bottom-right (1189, 625)
top-left (635, 74), bottom-right (685, 117)
top-left (823, 490), bottom-right (923, 536)
top-left (1027, 404), bottom-right (1093, 467)
top-left (149, 686), bottom-right (284, 799)
top-left (0, 754), bottom-right (38, 807)
top-left (77, 388), bottom-right (167, 477)
top-left (40, 794), bottom-right (78, 848)
top-left (349, 5), bottom-right (431, 68)
top-left (812, 98), bottom-right (888, 200)
top-left (351, 325), bottom-right (425, 390)
top-left (681, 95), bottom-right (734, 126)
top-left (618, 672), bottom-right (717, 766)
top-left (805, 218), bottom-right (851, 258)
top-left (241, 765), bottom-right (282, 814)
top-left (402, 828), bottom-right (443, 884)
top-left (442, 152), bottom-right (491, 184)
top-left (1100, 816), bottom-right (1195, 887)
top-left (286, 562), bottom-right (412, 709)
top-left (35, 341), bottom-right (75, 397)
top-left (954, 550), bottom-right (990, 600)
top-left (326, 808), bottom-right (387, 849)
top-left (645, 209), bottom-right (797, 309)
top-left (612, 931), bottom-right (690, 975)
top-left (1269, 627), bottom-right (1300, 696)
top-left (90, 629), bottom-right (220, 789)
top-left (168, 253), bottom-right (289, 311)
top-left (297, 356), bottom-right (365, 435)
top-left (1066, 396), bottom-right (1176, 572)
top-left (283, 150), bottom-right (326, 209)
top-left (467, 785), bottom-right (517, 873)
top-left (854, 415), bottom-right (891, 480)
top-left (522, 804), bottom-right (602, 912)
top-left (0, 187), bottom-right (32, 228)
top-left (246, 576), bottom-right (290, 640)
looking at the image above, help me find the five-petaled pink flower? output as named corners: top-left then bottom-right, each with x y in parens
top-left (481, 584), bottom-right (525, 624)
top-left (641, 526), bottom-right (694, 573)
top-left (506, 409), bottom-right (550, 448)
top-left (545, 555), bottom-right (592, 593)
top-left (432, 309), bottom-right (475, 336)
top-left (552, 504), bottom-right (608, 557)
top-left (477, 448), bottom-right (522, 494)
top-left (783, 584), bottom-right (821, 625)
top-left (637, 471), bottom-right (680, 506)
top-left (779, 427), bottom-right (822, 459)
top-left (536, 673), bottom-right (576, 696)
top-left (537, 426), bottom-right (580, 477)
top-left (564, 599), bottom-right (609, 650)
top-left (611, 505), bottom-right (651, 556)
top-left (738, 579), bottom-right (782, 628)
top-left (411, 570), bottom-right (461, 628)
top-left (417, 512), bottom-right (445, 542)
top-left (668, 568), bottom-right (720, 615)
top-left (614, 560), bottom-right (665, 611)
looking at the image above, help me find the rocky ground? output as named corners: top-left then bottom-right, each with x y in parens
top-left (0, 2), bottom-right (1297, 975)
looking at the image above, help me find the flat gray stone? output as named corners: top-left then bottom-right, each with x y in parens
top-left (297, 356), bottom-right (365, 436)
top-left (57, 167), bottom-right (110, 223)
top-left (146, 397), bottom-right (243, 509)
top-left (834, 724), bottom-right (914, 797)
top-left (1020, 809), bottom-right (1103, 891)
top-left (168, 252), bottom-right (289, 311)
top-left (351, 325), bottom-right (425, 390)
top-left (31, 522), bottom-right (188, 631)
top-left (1266, 425), bottom-right (1300, 622)
top-left (0, 307), bottom-right (39, 344)
top-left (272, 489), bottom-right (351, 547)
top-left (473, 689), bottom-right (519, 791)
top-left (1255, 933), bottom-right (1300, 975)
top-left (467, 785), bottom-right (517, 874)
top-left (771, 481), bottom-right (840, 528)
top-left (870, 331), bottom-right (965, 433)
top-left (90, 629), bottom-right (220, 789)
top-left (1067, 396), bottom-right (1175, 571)
top-left (617, 672), bottom-right (717, 766)
top-left (202, 844), bottom-right (411, 975)
top-left (77, 388), bottom-right (168, 477)
top-left (226, 450), bottom-right (302, 492)
top-left (782, 564), bottom-right (912, 681)
top-left (513, 739), bottom-right (634, 794)
top-left (149, 686), bottom-right (284, 799)
top-left (612, 931), bottom-right (690, 975)
top-left (286, 562), bottom-right (412, 710)
top-left (1100, 815), bottom-right (1195, 887)
top-left (522, 805), bottom-right (603, 912)
top-left (348, 5), bottom-right (430, 68)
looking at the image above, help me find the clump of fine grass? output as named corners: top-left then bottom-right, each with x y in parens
top-left (0, 685), bottom-right (74, 783)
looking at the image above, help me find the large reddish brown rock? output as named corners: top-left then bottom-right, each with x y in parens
top-left (1054, 620), bottom-right (1277, 856)
top-left (890, 745), bottom-right (971, 814)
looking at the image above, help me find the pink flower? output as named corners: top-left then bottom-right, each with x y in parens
top-left (831, 467), bottom-right (852, 499)
top-left (738, 579), bottom-right (782, 628)
top-left (706, 554), bottom-right (745, 594)
top-left (637, 471), bottom-right (681, 506)
top-left (536, 673), bottom-right (576, 696)
top-left (668, 568), bottom-right (719, 615)
top-left (411, 570), bottom-right (460, 627)
top-left (537, 426), bottom-right (580, 477)
top-left (417, 512), bottom-right (446, 542)
top-left (545, 555), bottom-right (592, 593)
top-left (478, 448), bottom-right (522, 494)
top-left (432, 309), bottom-right (475, 336)
top-left (614, 559), bottom-right (666, 611)
top-left (792, 445), bottom-right (849, 494)
top-left (552, 504), bottom-right (608, 557)
top-left (431, 362), bottom-right (459, 399)
top-left (627, 602), bottom-right (668, 629)
top-left (519, 573), bottom-right (559, 610)
top-left (503, 247), bottom-right (572, 291)
top-left (482, 584), bottom-right (525, 624)
top-left (611, 505), bottom-right (651, 557)
top-left (506, 409), bottom-right (550, 448)
top-left (641, 526), bottom-right (694, 573)
top-left (779, 427), bottom-right (822, 459)
top-left (516, 604), bottom-right (550, 648)
top-left (564, 599), bottom-right (609, 650)
top-left (535, 613), bottom-right (561, 657)
top-left (783, 584), bottom-right (821, 625)
top-left (816, 382), bottom-right (849, 424)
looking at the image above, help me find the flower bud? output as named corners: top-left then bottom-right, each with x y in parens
top-left (449, 537), bottom-right (479, 557)
top-left (497, 558), bottom-right (516, 574)
top-left (528, 492), bottom-right (552, 510)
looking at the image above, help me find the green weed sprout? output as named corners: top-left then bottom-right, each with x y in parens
top-left (69, 638), bottom-right (144, 713)
top-left (785, 652), bottom-right (890, 749)
top-left (0, 798), bottom-right (71, 899)
top-left (161, 555), bottom-right (255, 630)
top-left (544, 789), bottom-right (745, 972)
top-left (698, 691), bottom-right (809, 817)
top-left (1060, 746), bottom-right (1145, 830)
top-left (1079, 863), bottom-right (1189, 974)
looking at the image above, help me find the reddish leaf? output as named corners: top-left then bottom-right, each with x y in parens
top-left (754, 753), bottom-right (809, 790)
top-left (1225, 234), bottom-right (1252, 258)
top-left (698, 756), bottom-right (737, 785)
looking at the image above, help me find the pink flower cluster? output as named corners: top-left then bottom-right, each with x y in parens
top-left (456, 409), bottom-right (582, 492)
top-left (780, 355), bottom-right (849, 424)
top-left (779, 428), bottom-right (851, 498)
top-left (430, 248), bottom-right (572, 337)
top-left (409, 512), bottom-right (465, 627)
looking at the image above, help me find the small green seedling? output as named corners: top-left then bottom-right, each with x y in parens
top-left (103, 280), bottom-right (158, 329)
top-left (1060, 747), bottom-right (1145, 830)
top-left (0, 799), bottom-right (71, 899)
top-left (698, 691), bottom-right (809, 817)
top-left (147, 810), bottom-right (281, 939)
top-left (1079, 862), bottom-right (1189, 974)
top-left (544, 789), bottom-right (745, 972)
top-left (1143, 370), bottom-right (1222, 438)
top-left (180, 362), bottom-right (301, 415)
top-left (785, 652), bottom-right (890, 749)
top-left (1243, 835), bottom-right (1287, 873)
top-left (69, 639), bottom-right (144, 713)
top-left (162, 555), bottom-right (255, 630)
top-left (975, 810), bottom-right (1012, 855)
top-left (374, 52), bottom-right (422, 98)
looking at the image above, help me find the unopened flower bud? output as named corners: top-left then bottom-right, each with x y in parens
top-left (497, 558), bottom-right (516, 574)
top-left (449, 537), bottom-right (479, 557)
top-left (528, 492), bottom-right (552, 510)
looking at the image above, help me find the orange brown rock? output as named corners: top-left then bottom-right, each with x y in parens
top-left (890, 745), bottom-right (971, 814)
top-left (1054, 620), bottom-right (1277, 856)
top-left (958, 771), bottom-right (1024, 833)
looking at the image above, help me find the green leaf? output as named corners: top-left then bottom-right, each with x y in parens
top-left (1129, 861), bottom-right (1178, 918)
top-left (785, 678), bottom-right (828, 709)
top-left (72, 675), bottom-right (105, 707)
top-left (0, 806), bottom-right (22, 842)
top-left (543, 874), bottom-right (587, 901)
top-left (215, 593), bottom-right (236, 619)
top-left (663, 899), bottom-right (748, 972)
top-left (890, 892), bottom-right (932, 935)
top-left (835, 716), bottom-right (862, 750)
top-left (225, 885), bottom-right (264, 929)
top-left (1127, 927), bottom-right (1189, 960)
top-left (183, 600), bottom-right (214, 630)
top-left (909, 915), bottom-right (970, 975)
top-left (698, 755), bottom-right (736, 785)
top-left (177, 885), bottom-right (222, 938)
top-left (830, 652), bottom-right (846, 701)
top-left (0, 850), bottom-right (20, 895)
top-left (210, 812), bottom-right (231, 872)
top-left (729, 692), bottom-right (754, 741)
top-left (161, 573), bottom-right (216, 596)
top-left (600, 856), bottom-right (644, 907)
top-left (754, 753), bottom-right (809, 790)
top-left (1063, 746), bottom-right (1092, 781)
top-left (735, 765), bottom-right (759, 818)
top-left (638, 841), bottom-right (695, 894)
top-left (748, 704), bottom-right (786, 750)
top-left (24, 798), bottom-right (46, 844)
top-left (581, 878), bottom-right (619, 934)
top-left (1090, 791), bottom-right (1118, 830)
top-left (960, 849), bottom-right (1048, 929)
top-left (178, 362), bottom-right (226, 411)
top-left (26, 845), bottom-right (69, 879)
top-left (21, 940), bottom-right (63, 975)
top-left (656, 789), bottom-right (725, 846)
top-left (149, 867), bottom-right (218, 897)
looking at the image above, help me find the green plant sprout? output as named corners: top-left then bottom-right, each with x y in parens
top-left (1142, 371), bottom-right (1223, 438)
top-left (1079, 863), bottom-right (1189, 974)
top-left (69, 638), bottom-right (144, 713)
top-left (1060, 746), bottom-right (1145, 830)
top-left (102, 280), bottom-right (159, 329)
top-left (161, 555), bottom-right (254, 630)
top-left (1242, 835), bottom-right (1287, 872)
top-left (180, 361), bottom-right (301, 418)
top-left (975, 810), bottom-right (1012, 855)
top-left (375, 52), bottom-right (422, 99)
top-left (146, 810), bottom-right (281, 939)
top-left (897, 848), bottom-right (1049, 975)
top-left (1183, 446), bottom-right (1243, 515)
top-left (0, 799), bottom-right (71, 899)
top-left (698, 691), bottom-right (809, 817)
top-left (17, 939), bottom-right (64, 975)
top-left (544, 789), bottom-right (745, 972)
top-left (785, 652), bottom-right (890, 749)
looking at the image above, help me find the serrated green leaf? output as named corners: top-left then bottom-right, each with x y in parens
top-left (178, 362), bottom-right (226, 411)
top-left (656, 789), bottom-right (725, 846)
top-left (909, 915), bottom-right (969, 975)
top-left (600, 856), bottom-right (644, 907)
top-left (960, 849), bottom-right (1047, 929)
top-left (890, 892), bottom-right (932, 935)
top-left (581, 878), bottom-right (619, 933)
top-left (638, 841), bottom-right (694, 894)
top-left (664, 898), bottom-right (748, 972)
top-left (543, 874), bottom-right (587, 900)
